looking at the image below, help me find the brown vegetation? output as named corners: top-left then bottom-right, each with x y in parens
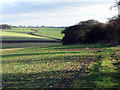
top-left (62, 16), bottom-right (120, 46)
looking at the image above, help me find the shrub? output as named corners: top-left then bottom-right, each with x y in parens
top-left (62, 17), bottom-right (120, 46)
top-left (106, 16), bottom-right (120, 45)
top-left (62, 19), bottom-right (105, 45)
top-left (0, 24), bottom-right (12, 29)
top-left (85, 23), bottom-right (106, 43)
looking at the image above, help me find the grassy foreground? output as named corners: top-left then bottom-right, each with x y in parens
top-left (2, 44), bottom-right (120, 88)
top-left (70, 46), bottom-right (120, 88)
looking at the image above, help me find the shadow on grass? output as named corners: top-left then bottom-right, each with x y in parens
top-left (70, 71), bottom-right (120, 88)
top-left (2, 69), bottom-right (120, 88)
top-left (2, 43), bottom-right (61, 49)
top-left (2, 70), bottom-right (88, 88)
top-left (2, 51), bottom-right (94, 58)
top-left (43, 44), bottom-right (108, 50)
top-left (2, 53), bottom-right (96, 64)
top-left (2, 36), bottom-right (50, 41)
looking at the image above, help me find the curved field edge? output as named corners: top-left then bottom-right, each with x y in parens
top-left (1, 28), bottom-right (61, 41)
top-left (33, 27), bottom-right (64, 39)
top-left (27, 29), bottom-right (61, 41)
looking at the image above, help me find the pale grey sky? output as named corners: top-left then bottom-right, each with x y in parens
top-left (0, 0), bottom-right (117, 26)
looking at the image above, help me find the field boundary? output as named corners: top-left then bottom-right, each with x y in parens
top-left (28, 29), bottom-right (62, 41)
top-left (1, 29), bottom-right (62, 43)
top-left (0, 40), bottom-right (62, 43)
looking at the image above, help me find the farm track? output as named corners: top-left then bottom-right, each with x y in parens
top-left (1, 29), bottom-right (62, 43)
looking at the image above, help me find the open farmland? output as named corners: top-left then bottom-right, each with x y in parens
top-left (1, 27), bottom-right (63, 41)
top-left (2, 44), bottom-right (120, 88)
top-left (33, 28), bottom-right (64, 39)
top-left (1, 0), bottom-right (120, 88)
top-left (1, 27), bottom-right (120, 88)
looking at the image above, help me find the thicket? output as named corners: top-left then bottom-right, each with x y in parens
top-left (106, 16), bottom-right (120, 45)
top-left (0, 24), bottom-right (12, 29)
top-left (62, 16), bottom-right (120, 46)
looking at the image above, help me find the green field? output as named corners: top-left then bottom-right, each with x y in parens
top-left (34, 28), bottom-right (64, 39)
top-left (1, 27), bottom-right (120, 88)
top-left (2, 43), bottom-right (62, 49)
top-left (2, 43), bottom-right (120, 88)
top-left (1, 27), bottom-right (64, 41)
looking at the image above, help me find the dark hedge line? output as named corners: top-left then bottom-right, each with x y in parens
top-left (0, 24), bottom-right (12, 29)
top-left (62, 16), bottom-right (120, 46)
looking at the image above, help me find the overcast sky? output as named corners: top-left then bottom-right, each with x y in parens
top-left (0, 0), bottom-right (117, 26)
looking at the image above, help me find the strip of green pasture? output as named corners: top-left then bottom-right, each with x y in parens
top-left (2, 43), bottom-right (62, 49)
top-left (2, 43), bottom-right (107, 49)
top-left (34, 28), bottom-right (64, 39)
top-left (1, 28), bottom-right (55, 41)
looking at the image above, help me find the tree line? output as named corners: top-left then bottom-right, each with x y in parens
top-left (0, 24), bottom-right (12, 29)
top-left (62, 16), bottom-right (120, 46)
top-left (62, 0), bottom-right (120, 46)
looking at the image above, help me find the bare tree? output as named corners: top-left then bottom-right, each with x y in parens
top-left (111, 0), bottom-right (120, 16)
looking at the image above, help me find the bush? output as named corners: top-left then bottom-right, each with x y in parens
top-left (106, 16), bottom-right (120, 45)
top-left (85, 23), bottom-right (106, 43)
top-left (62, 25), bottom-right (90, 45)
top-left (62, 17), bottom-right (120, 46)
top-left (62, 19), bottom-right (105, 45)
top-left (0, 24), bottom-right (12, 29)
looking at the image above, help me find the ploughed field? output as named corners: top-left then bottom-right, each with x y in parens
top-left (2, 44), bottom-right (120, 88)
